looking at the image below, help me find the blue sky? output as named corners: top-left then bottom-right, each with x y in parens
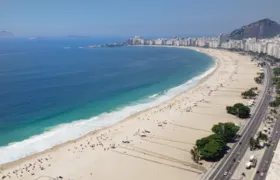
top-left (1, 0), bottom-right (280, 37)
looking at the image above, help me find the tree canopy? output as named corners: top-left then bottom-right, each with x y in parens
top-left (272, 77), bottom-right (280, 95)
top-left (241, 87), bottom-right (258, 99)
top-left (196, 134), bottom-right (226, 161)
top-left (199, 140), bottom-right (225, 161)
top-left (258, 131), bottom-right (268, 141)
top-left (254, 72), bottom-right (264, 84)
top-left (211, 122), bottom-right (240, 141)
top-left (194, 122), bottom-right (239, 162)
top-left (270, 97), bottom-right (280, 107)
top-left (273, 68), bottom-right (280, 76)
top-left (249, 137), bottom-right (257, 150)
top-left (226, 103), bottom-right (250, 118)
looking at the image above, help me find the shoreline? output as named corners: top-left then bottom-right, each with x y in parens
top-left (0, 46), bottom-right (217, 167)
top-left (0, 47), bottom-right (261, 180)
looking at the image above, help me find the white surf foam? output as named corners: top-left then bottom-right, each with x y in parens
top-left (0, 61), bottom-right (216, 164)
top-left (148, 93), bottom-right (159, 99)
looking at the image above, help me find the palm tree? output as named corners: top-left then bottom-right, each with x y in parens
top-left (190, 146), bottom-right (200, 163)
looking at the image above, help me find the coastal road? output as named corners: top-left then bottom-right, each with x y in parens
top-left (205, 65), bottom-right (273, 180)
top-left (253, 115), bottom-right (280, 180)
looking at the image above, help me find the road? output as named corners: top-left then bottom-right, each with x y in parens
top-left (206, 65), bottom-right (272, 180)
top-left (253, 113), bottom-right (280, 180)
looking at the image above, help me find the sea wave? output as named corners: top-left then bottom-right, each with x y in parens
top-left (0, 52), bottom-right (27, 56)
top-left (0, 61), bottom-right (216, 164)
top-left (148, 93), bottom-right (159, 99)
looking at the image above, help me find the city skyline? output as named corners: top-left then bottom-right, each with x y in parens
top-left (127, 34), bottom-right (280, 59)
top-left (1, 0), bottom-right (280, 37)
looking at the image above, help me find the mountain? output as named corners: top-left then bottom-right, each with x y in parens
top-left (229, 18), bottom-right (280, 40)
top-left (0, 30), bottom-right (14, 37)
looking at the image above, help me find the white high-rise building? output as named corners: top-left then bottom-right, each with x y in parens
top-left (154, 39), bottom-right (163, 45)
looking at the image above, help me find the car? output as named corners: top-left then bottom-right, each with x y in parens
top-left (276, 131), bottom-right (279, 134)
top-left (260, 172), bottom-right (264, 176)
top-left (224, 172), bottom-right (228, 176)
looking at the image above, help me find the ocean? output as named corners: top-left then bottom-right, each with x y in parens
top-left (0, 37), bottom-right (214, 164)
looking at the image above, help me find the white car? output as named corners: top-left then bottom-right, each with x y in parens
top-left (224, 172), bottom-right (228, 176)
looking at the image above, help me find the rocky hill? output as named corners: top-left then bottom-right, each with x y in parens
top-left (229, 18), bottom-right (280, 40)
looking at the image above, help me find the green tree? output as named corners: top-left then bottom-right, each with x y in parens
top-left (200, 140), bottom-right (226, 161)
top-left (211, 122), bottom-right (240, 141)
top-left (196, 136), bottom-right (211, 150)
top-left (249, 137), bottom-right (257, 151)
top-left (207, 134), bottom-right (227, 146)
top-left (226, 103), bottom-right (250, 118)
top-left (273, 68), bottom-right (280, 76)
top-left (233, 103), bottom-right (246, 109)
top-left (241, 88), bottom-right (257, 99)
top-left (270, 96), bottom-right (280, 107)
top-left (190, 146), bottom-right (200, 163)
top-left (226, 106), bottom-right (236, 115)
top-left (196, 134), bottom-right (226, 150)
top-left (237, 105), bottom-right (250, 118)
top-left (255, 136), bottom-right (260, 147)
top-left (255, 73), bottom-right (265, 84)
top-left (257, 132), bottom-right (268, 141)
top-left (196, 134), bottom-right (227, 161)
top-left (195, 122), bottom-right (240, 162)
top-left (272, 77), bottom-right (280, 85)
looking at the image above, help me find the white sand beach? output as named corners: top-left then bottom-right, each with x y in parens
top-left (0, 47), bottom-right (261, 180)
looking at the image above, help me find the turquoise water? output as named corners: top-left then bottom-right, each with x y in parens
top-left (0, 38), bottom-right (214, 163)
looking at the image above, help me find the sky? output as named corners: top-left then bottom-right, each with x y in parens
top-left (1, 0), bottom-right (280, 37)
